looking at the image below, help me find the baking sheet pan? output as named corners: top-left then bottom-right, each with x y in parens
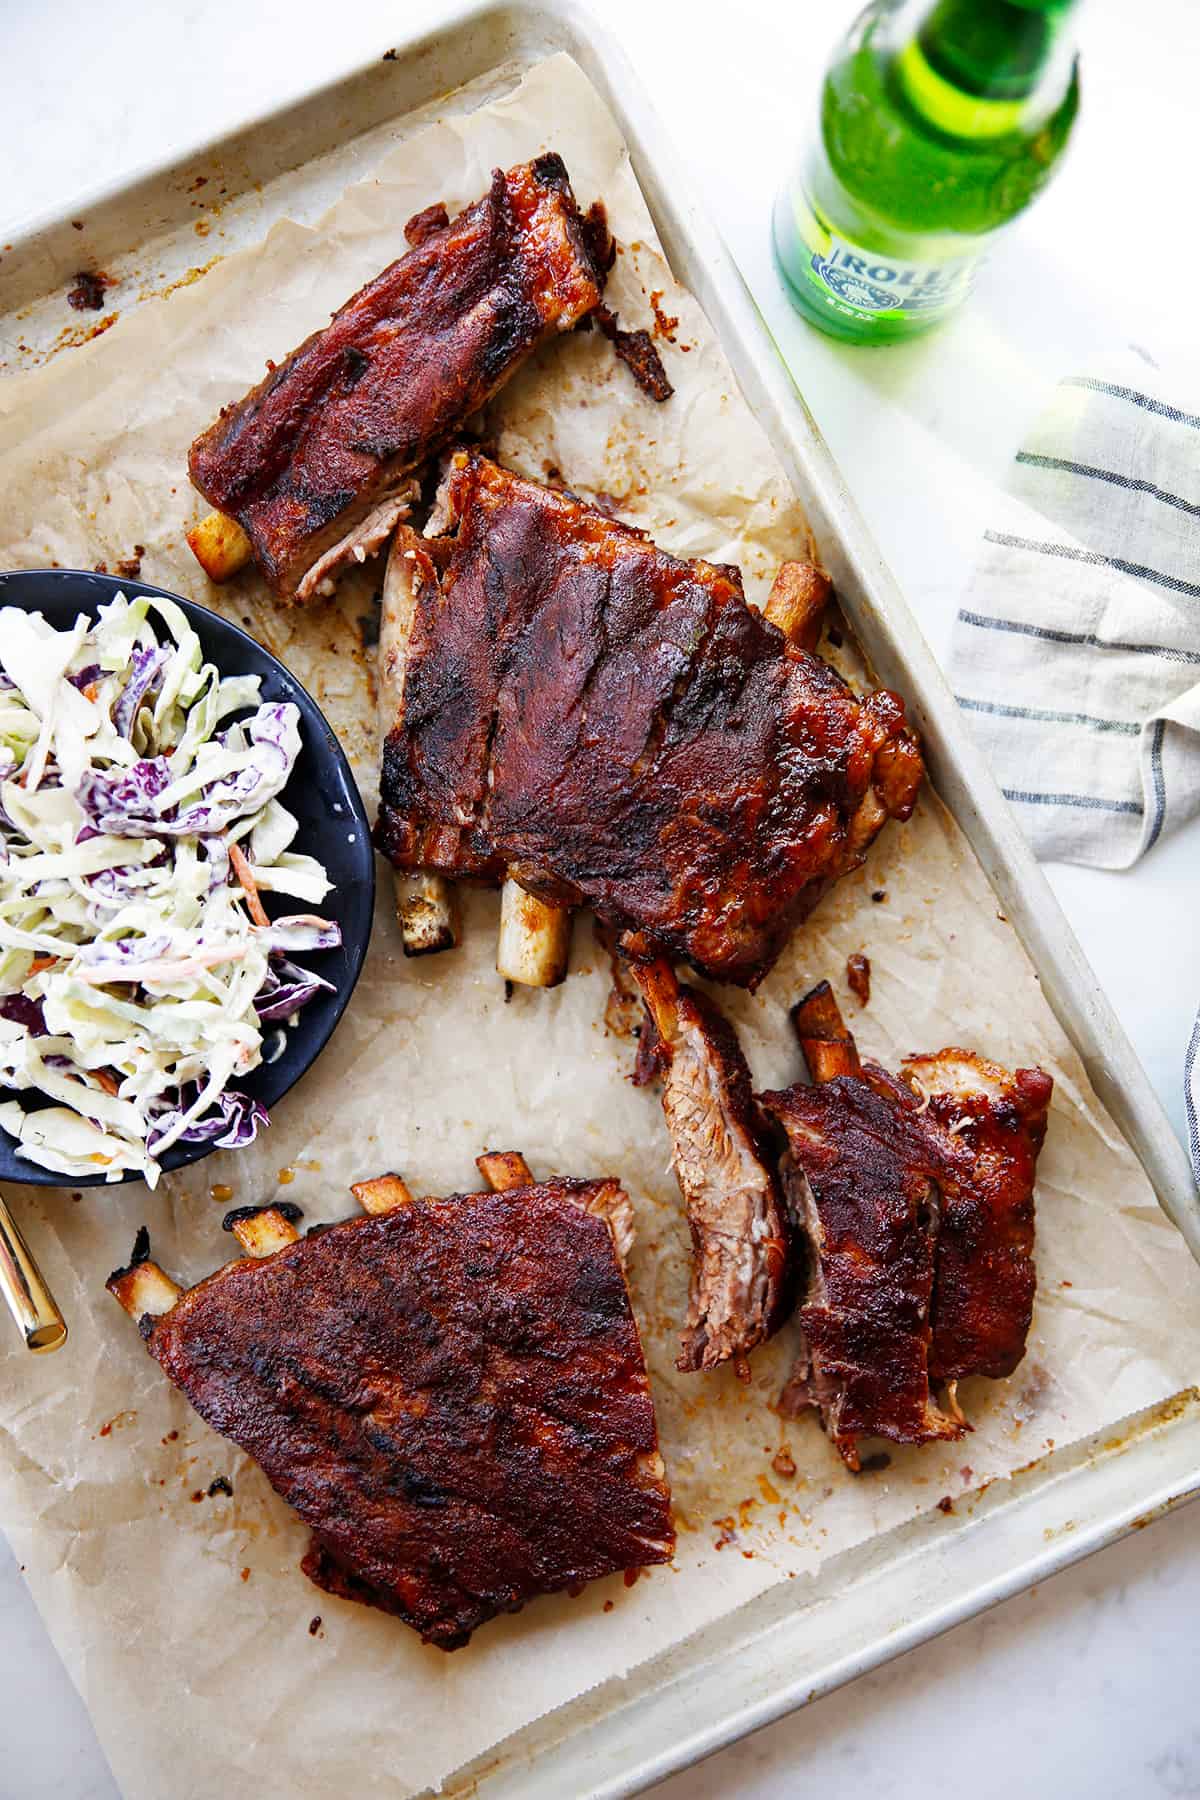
top-left (2, 4), bottom-right (1198, 1795)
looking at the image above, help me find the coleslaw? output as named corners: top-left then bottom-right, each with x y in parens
top-left (0, 593), bottom-right (341, 1185)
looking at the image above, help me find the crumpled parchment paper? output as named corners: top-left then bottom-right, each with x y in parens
top-left (0, 52), bottom-right (1197, 1800)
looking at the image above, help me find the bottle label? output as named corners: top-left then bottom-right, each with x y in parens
top-left (809, 232), bottom-right (979, 320)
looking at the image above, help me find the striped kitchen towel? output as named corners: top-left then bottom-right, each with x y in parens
top-left (950, 348), bottom-right (1200, 1189)
top-left (950, 351), bottom-right (1200, 869)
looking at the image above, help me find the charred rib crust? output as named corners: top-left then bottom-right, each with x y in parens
top-left (144, 1184), bottom-right (673, 1649)
top-left (188, 159), bottom-right (606, 599)
top-left (376, 455), bottom-right (924, 986)
top-left (904, 1053), bottom-right (1052, 1384)
top-left (760, 1079), bottom-right (960, 1463)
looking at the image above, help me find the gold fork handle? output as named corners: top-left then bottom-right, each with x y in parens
top-left (0, 1190), bottom-right (66, 1353)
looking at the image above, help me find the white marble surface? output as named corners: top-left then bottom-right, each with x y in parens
top-left (2, 1), bottom-right (1198, 1795)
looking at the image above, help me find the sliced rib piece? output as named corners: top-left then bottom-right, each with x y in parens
top-left (107, 1178), bottom-right (673, 1650)
top-left (633, 959), bottom-right (791, 1372)
top-left (902, 1050), bottom-right (1052, 1388)
top-left (376, 453), bottom-right (924, 989)
top-left (791, 978), bottom-right (862, 1083)
top-left (762, 559), bottom-right (832, 653)
top-left (759, 1075), bottom-right (961, 1469)
top-left (762, 983), bottom-right (1053, 1462)
top-left (379, 525), bottom-right (461, 956)
top-left (188, 156), bottom-right (607, 601)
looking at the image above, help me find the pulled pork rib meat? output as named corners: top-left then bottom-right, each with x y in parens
top-left (124, 1182), bottom-right (673, 1649)
top-left (633, 958), bottom-right (791, 1371)
top-left (188, 155), bottom-right (607, 601)
top-left (376, 452), bottom-right (924, 988)
top-left (903, 1050), bottom-right (1052, 1388)
top-left (294, 484), bottom-right (420, 604)
top-left (760, 982), bottom-right (1053, 1464)
top-left (759, 1075), bottom-right (961, 1468)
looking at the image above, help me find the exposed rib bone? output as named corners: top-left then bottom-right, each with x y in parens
top-left (475, 1150), bottom-right (534, 1192)
top-left (496, 881), bottom-right (571, 987)
top-left (943, 1379), bottom-right (967, 1429)
top-left (351, 1174), bottom-right (415, 1215)
top-left (105, 1229), bottom-right (182, 1324)
top-left (227, 1207), bottom-right (301, 1259)
top-left (763, 560), bottom-right (832, 652)
top-left (393, 869), bottom-right (460, 957)
top-left (185, 510), bottom-right (253, 583)
top-left (791, 980), bottom-right (862, 1083)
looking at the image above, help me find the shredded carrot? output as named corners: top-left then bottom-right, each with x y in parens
top-left (27, 956), bottom-right (58, 975)
top-left (228, 841), bottom-right (270, 927)
top-left (95, 1070), bottom-right (120, 1098)
top-left (84, 681), bottom-right (101, 702)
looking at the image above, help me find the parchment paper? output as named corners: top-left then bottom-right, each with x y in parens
top-left (0, 53), bottom-right (1198, 1800)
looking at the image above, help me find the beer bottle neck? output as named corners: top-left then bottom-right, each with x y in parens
top-left (893, 0), bottom-right (1079, 138)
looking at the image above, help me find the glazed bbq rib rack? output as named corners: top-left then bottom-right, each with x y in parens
top-left (4, 4), bottom-right (1200, 1797)
top-left (107, 1154), bottom-right (669, 1651)
top-left (375, 452), bottom-right (919, 991)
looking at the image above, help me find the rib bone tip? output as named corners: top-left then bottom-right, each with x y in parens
top-left (185, 509), bottom-right (253, 583)
top-left (496, 880), bottom-right (571, 988)
top-left (351, 1173), bottom-right (414, 1215)
top-left (475, 1150), bottom-right (534, 1193)
top-left (226, 1206), bottom-right (302, 1259)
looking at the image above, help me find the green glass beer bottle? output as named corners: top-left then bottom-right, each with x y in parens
top-left (773, 0), bottom-right (1081, 344)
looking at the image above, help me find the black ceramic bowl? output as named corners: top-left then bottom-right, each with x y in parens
top-left (0, 570), bottom-right (375, 1185)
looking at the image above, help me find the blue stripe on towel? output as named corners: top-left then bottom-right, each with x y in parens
top-left (956, 695), bottom-right (1140, 735)
top-left (956, 609), bottom-right (1200, 665)
top-left (983, 530), bottom-right (1200, 600)
top-left (1001, 789), bottom-right (1144, 815)
top-left (1015, 453), bottom-right (1200, 520)
top-left (1059, 377), bottom-right (1200, 432)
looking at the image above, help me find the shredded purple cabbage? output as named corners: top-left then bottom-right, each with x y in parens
top-left (85, 850), bottom-right (169, 914)
top-left (147, 1088), bottom-right (268, 1153)
top-left (0, 635), bottom-right (333, 1171)
top-left (76, 932), bottom-right (172, 974)
top-left (253, 916), bottom-right (342, 955)
top-left (76, 704), bottom-right (300, 838)
top-left (113, 645), bottom-right (169, 737)
top-left (254, 954), bottom-right (335, 1023)
top-left (0, 993), bottom-right (47, 1035)
top-left (76, 756), bottom-right (172, 834)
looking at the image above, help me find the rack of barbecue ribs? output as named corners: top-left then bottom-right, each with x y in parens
top-left (106, 1155), bottom-right (672, 1650)
top-left (375, 450), bottom-right (925, 988)
top-left (185, 155), bottom-right (668, 603)
top-left (758, 982), bottom-right (1053, 1469)
top-left (633, 958), bottom-right (791, 1373)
